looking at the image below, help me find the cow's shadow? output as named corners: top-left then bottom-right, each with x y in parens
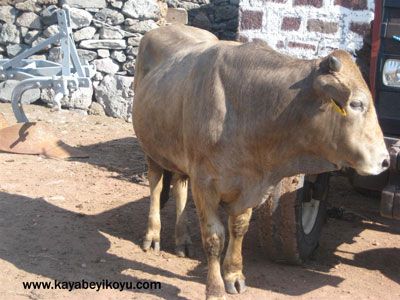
top-left (0, 192), bottom-right (194, 299)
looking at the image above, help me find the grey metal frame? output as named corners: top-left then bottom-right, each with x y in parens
top-left (0, 5), bottom-right (95, 123)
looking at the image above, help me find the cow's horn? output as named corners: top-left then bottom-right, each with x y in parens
top-left (329, 56), bottom-right (342, 72)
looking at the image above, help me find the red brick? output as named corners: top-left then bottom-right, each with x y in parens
top-left (307, 19), bottom-right (338, 34)
top-left (294, 0), bottom-right (323, 8)
top-left (350, 22), bottom-right (371, 36)
top-left (281, 17), bottom-right (301, 31)
top-left (240, 10), bottom-right (263, 30)
top-left (288, 41), bottom-right (316, 50)
top-left (334, 0), bottom-right (367, 10)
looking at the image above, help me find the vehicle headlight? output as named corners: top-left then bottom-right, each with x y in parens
top-left (382, 59), bottom-right (400, 87)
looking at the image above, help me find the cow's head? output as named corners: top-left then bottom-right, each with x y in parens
top-left (311, 50), bottom-right (389, 175)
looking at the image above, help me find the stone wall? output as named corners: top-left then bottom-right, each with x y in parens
top-left (166, 0), bottom-right (239, 40)
top-left (238, 0), bottom-right (375, 60)
top-left (0, 0), bottom-right (167, 121)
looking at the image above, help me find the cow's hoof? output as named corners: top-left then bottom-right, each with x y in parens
top-left (142, 239), bottom-right (160, 252)
top-left (224, 279), bottom-right (246, 294)
top-left (175, 243), bottom-right (193, 258)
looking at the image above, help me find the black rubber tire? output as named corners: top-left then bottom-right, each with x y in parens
top-left (256, 173), bottom-right (330, 264)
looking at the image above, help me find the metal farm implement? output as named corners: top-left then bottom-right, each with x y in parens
top-left (0, 5), bottom-right (93, 158)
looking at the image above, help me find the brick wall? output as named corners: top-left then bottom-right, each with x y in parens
top-left (238, 0), bottom-right (375, 59)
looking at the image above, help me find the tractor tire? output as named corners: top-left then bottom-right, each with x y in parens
top-left (256, 173), bottom-right (330, 264)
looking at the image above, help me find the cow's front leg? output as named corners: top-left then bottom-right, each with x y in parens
top-left (223, 208), bottom-right (252, 294)
top-left (172, 174), bottom-right (192, 257)
top-left (142, 157), bottom-right (164, 252)
top-left (192, 181), bottom-right (226, 300)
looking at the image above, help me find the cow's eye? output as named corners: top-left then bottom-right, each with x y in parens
top-left (349, 100), bottom-right (364, 111)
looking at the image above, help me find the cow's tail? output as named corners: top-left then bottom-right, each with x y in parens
top-left (160, 170), bottom-right (172, 209)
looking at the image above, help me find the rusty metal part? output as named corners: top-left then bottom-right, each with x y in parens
top-left (0, 121), bottom-right (88, 159)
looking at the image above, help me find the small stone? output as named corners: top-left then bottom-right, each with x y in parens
top-left (126, 34), bottom-right (142, 46)
top-left (125, 46), bottom-right (138, 57)
top-left (110, 0), bottom-right (123, 9)
top-left (0, 23), bottom-right (20, 45)
top-left (60, 0), bottom-right (107, 9)
top-left (122, 60), bottom-right (135, 75)
top-left (99, 258), bottom-right (106, 263)
top-left (43, 24), bottom-right (59, 38)
top-left (97, 49), bottom-right (110, 58)
top-left (80, 39), bottom-right (127, 50)
top-left (6, 44), bottom-right (29, 58)
top-left (81, 263), bottom-right (87, 268)
top-left (70, 8), bottom-right (93, 29)
top-left (16, 12), bottom-right (42, 30)
top-left (99, 27), bottom-right (124, 39)
top-left (372, 241), bottom-right (379, 246)
top-left (0, 6), bottom-right (18, 23)
top-left (93, 57), bottom-right (120, 74)
top-left (93, 72), bottom-right (103, 81)
top-left (32, 36), bottom-right (51, 50)
top-left (111, 50), bottom-right (126, 63)
top-left (77, 49), bottom-right (98, 62)
top-left (124, 19), bottom-right (158, 34)
top-left (88, 101), bottom-right (106, 116)
top-left (15, 0), bottom-right (41, 12)
top-left (73, 27), bottom-right (97, 42)
top-left (122, 0), bottom-right (160, 20)
top-left (24, 30), bottom-right (40, 45)
top-left (95, 8), bottom-right (124, 25)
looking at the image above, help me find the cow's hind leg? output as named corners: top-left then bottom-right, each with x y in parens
top-left (142, 157), bottom-right (164, 252)
top-left (191, 179), bottom-right (226, 299)
top-left (172, 174), bottom-right (192, 257)
top-left (223, 208), bottom-right (252, 294)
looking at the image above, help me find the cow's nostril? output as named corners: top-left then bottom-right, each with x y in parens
top-left (382, 158), bottom-right (390, 169)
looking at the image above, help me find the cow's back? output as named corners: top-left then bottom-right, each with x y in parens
top-left (134, 25), bottom-right (218, 92)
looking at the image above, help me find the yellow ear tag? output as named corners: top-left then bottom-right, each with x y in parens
top-left (330, 99), bottom-right (347, 116)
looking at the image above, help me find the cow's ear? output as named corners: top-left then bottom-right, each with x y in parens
top-left (314, 55), bottom-right (351, 110)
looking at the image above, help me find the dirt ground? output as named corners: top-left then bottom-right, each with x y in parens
top-left (0, 103), bottom-right (399, 300)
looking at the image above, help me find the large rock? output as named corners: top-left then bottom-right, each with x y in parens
top-left (16, 12), bottom-right (42, 30)
top-left (0, 6), bottom-right (18, 23)
top-left (124, 19), bottom-right (158, 34)
top-left (0, 24), bottom-right (20, 45)
top-left (94, 75), bottom-right (134, 121)
top-left (41, 86), bottom-right (93, 110)
top-left (0, 80), bottom-right (40, 104)
top-left (93, 57), bottom-right (120, 74)
top-left (80, 39), bottom-right (126, 50)
top-left (95, 8), bottom-right (125, 25)
top-left (60, 0), bottom-right (107, 9)
top-left (122, 0), bottom-right (160, 20)
top-left (70, 8), bottom-right (93, 29)
top-left (73, 27), bottom-right (97, 42)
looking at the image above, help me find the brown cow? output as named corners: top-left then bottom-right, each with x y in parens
top-left (133, 25), bottom-right (389, 299)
